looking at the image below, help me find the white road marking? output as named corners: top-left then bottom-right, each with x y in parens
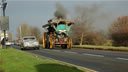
top-left (82, 53), bottom-right (104, 57)
top-left (117, 57), bottom-right (128, 61)
top-left (64, 51), bottom-right (78, 54)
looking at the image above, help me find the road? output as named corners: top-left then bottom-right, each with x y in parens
top-left (12, 45), bottom-right (128, 72)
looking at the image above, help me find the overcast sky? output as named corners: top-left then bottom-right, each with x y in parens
top-left (1, 0), bottom-right (128, 39)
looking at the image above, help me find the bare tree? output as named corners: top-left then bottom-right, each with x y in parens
top-left (71, 5), bottom-right (99, 45)
top-left (8, 32), bottom-right (13, 41)
top-left (109, 16), bottom-right (128, 46)
top-left (30, 26), bottom-right (41, 40)
top-left (16, 24), bottom-right (31, 38)
top-left (16, 24), bottom-right (42, 44)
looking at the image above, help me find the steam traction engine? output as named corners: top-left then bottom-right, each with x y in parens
top-left (42, 18), bottom-right (74, 49)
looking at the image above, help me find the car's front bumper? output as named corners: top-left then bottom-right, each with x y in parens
top-left (23, 45), bottom-right (39, 48)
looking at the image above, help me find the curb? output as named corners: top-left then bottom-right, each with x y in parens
top-left (72, 45), bottom-right (128, 52)
top-left (27, 51), bottom-right (97, 72)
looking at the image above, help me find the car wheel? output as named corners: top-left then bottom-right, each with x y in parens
top-left (21, 48), bottom-right (24, 50)
top-left (33, 48), bottom-right (36, 50)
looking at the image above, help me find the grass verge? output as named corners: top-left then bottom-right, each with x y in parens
top-left (0, 47), bottom-right (85, 72)
top-left (73, 45), bottom-right (128, 51)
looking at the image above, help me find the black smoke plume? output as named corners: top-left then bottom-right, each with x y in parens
top-left (54, 3), bottom-right (67, 19)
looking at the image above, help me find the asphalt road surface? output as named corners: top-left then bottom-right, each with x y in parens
top-left (12, 45), bottom-right (128, 72)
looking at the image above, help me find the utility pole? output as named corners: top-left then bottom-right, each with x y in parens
top-left (20, 25), bottom-right (22, 38)
top-left (1, 0), bottom-right (7, 49)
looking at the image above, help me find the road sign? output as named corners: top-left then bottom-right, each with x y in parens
top-left (0, 33), bottom-right (8, 41)
top-left (0, 16), bottom-right (9, 30)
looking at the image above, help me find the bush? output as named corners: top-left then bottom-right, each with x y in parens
top-left (83, 32), bottom-right (106, 45)
top-left (110, 16), bottom-right (128, 46)
top-left (103, 40), bottom-right (112, 46)
top-left (72, 32), bottom-right (106, 45)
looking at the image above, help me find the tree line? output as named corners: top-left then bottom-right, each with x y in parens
top-left (16, 24), bottom-right (42, 43)
top-left (71, 5), bottom-right (128, 46)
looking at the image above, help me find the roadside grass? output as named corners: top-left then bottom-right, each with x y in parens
top-left (0, 48), bottom-right (84, 72)
top-left (73, 45), bottom-right (128, 51)
top-left (0, 47), bottom-right (4, 72)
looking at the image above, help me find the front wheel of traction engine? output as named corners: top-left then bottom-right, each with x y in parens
top-left (49, 39), bottom-right (55, 49)
top-left (49, 33), bottom-right (55, 49)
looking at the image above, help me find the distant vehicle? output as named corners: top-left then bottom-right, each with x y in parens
top-left (20, 36), bottom-right (40, 50)
top-left (17, 39), bottom-right (21, 46)
top-left (14, 41), bottom-right (17, 45)
top-left (6, 41), bottom-right (14, 46)
top-left (42, 18), bottom-right (73, 49)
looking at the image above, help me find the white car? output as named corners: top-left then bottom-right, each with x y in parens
top-left (6, 41), bottom-right (13, 46)
top-left (21, 36), bottom-right (40, 50)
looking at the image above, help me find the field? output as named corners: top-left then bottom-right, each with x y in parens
top-left (0, 47), bottom-right (84, 72)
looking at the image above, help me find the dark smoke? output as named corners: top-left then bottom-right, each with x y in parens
top-left (54, 3), bottom-right (67, 19)
top-left (71, 4), bottom-right (107, 45)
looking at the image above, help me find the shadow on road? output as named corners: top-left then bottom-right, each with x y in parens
top-left (35, 63), bottom-right (84, 72)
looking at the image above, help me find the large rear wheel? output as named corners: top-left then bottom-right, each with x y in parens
top-left (43, 32), bottom-right (49, 48)
top-left (43, 32), bottom-right (46, 48)
top-left (69, 39), bottom-right (72, 49)
top-left (67, 38), bottom-right (72, 49)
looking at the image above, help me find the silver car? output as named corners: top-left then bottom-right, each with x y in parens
top-left (6, 41), bottom-right (14, 46)
top-left (21, 36), bottom-right (40, 50)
